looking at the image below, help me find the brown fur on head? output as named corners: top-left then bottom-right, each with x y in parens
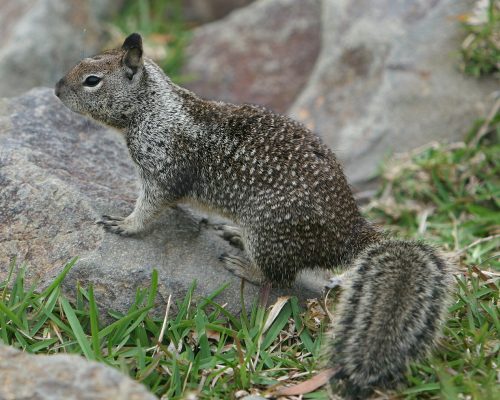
top-left (55, 33), bottom-right (145, 129)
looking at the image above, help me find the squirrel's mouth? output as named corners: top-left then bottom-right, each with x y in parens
top-left (57, 94), bottom-right (78, 114)
top-left (54, 86), bottom-right (82, 116)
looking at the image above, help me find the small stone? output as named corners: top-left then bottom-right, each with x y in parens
top-left (0, 344), bottom-right (157, 400)
top-left (234, 389), bottom-right (250, 398)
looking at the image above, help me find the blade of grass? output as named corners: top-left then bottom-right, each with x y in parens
top-left (98, 306), bottom-right (152, 340)
top-left (30, 287), bottom-right (61, 336)
top-left (262, 302), bottom-right (291, 350)
top-left (60, 297), bottom-right (94, 360)
top-left (0, 299), bottom-right (24, 328)
top-left (37, 258), bottom-right (78, 299)
top-left (1, 259), bottom-right (17, 302)
top-left (147, 269), bottom-right (158, 308)
top-left (290, 297), bottom-right (315, 354)
top-left (88, 285), bottom-right (101, 359)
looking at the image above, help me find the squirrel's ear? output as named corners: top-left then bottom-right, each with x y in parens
top-left (122, 33), bottom-right (143, 79)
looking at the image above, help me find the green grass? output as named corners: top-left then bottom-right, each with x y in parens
top-left (1, 102), bottom-right (500, 398)
top-left (0, 260), bottom-right (326, 399)
top-left (460, 0), bottom-right (500, 77)
top-left (113, 0), bottom-right (191, 83)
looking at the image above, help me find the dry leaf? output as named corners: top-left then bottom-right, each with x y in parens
top-left (270, 368), bottom-right (338, 396)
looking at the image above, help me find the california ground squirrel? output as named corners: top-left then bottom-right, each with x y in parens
top-left (55, 33), bottom-right (455, 397)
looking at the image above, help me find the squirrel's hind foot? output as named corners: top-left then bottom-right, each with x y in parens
top-left (220, 253), bottom-right (264, 285)
top-left (96, 214), bottom-right (143, 236)
top-left (213, 224), bottom-right (245, 250)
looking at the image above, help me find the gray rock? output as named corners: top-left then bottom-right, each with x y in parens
top-left (0, 0), bottom-right (124, 98)
top-left (0, 88), bottom-right (326, 316)
top-left (289, 0), bottom-right (497, 185)
top-left (182, 0), bottom-right (255, 23)
top-left (0, 344), bottom-right (158, 400)
top-left (182, 0), bottom-right (322, 113)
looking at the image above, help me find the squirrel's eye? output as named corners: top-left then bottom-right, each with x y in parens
top-left (83, 76), bottom-right (102, 87)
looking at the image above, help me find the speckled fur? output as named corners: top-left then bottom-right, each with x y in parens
top-left (55, 34), bottom-right (455, 397)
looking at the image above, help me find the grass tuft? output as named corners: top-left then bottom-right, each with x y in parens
top-left (459, 0), bottom-right (500, 77)
top-left (112, 0), bottom-right (191, 84)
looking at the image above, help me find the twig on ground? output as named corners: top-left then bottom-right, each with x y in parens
top-left (154, 294), bottom-right (172, 354)
top-left (453, 234), bottom-right (500, 257)
top-left (470, 96), bottom-right (500, 147)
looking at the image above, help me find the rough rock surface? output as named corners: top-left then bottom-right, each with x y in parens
top-left (182, 0), bottom-right (322, 113)
top-left (289, 0), bottom-right (496, 184)
top-left (0, 344), bottom-right (157, 400)
top-left (182, 0), bottom-right (255, 23)
top-left (0, 0), bottom-right (124, 98)
top-left (0, 88), bottom-right (326, 315)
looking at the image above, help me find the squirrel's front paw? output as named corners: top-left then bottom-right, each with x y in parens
top-left (96, 215), bottom-right (141, 236)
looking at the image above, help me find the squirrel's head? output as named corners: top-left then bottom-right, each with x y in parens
top-left (55, 33), bottom-right (145, 129)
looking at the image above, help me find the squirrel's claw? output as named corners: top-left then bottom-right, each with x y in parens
top-left (101, 214), bottom-right (125, 221)
top-left (96, 215), bottom-right (136, 236)
top-left (220, 253), bottom-right (263, 285)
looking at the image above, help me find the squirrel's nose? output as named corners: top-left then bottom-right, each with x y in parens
top-left (55, 78), bottom-right (65, 98)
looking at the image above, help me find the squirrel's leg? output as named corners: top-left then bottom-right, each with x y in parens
top-left (97, 178), bottom-right (170, 236)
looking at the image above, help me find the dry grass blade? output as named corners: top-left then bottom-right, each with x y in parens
top-left (471, 265), bottom-right (500, 290)
top-left (453, 233), bottom-right (500, 257)
top-left (263, 296), bottom-right (290, 333)
top-left (470, 96), bottom-right (500, 146)
top-left (155, 294), bottom-right (172, 354)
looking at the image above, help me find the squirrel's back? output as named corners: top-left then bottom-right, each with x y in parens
top-left (328, 239), bottom-right (454, 398)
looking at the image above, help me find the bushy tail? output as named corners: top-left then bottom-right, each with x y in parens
top-left (328, 239), bottom-right (455, 399)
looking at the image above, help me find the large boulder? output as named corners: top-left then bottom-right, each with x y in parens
top-left (0, 88), bottom-right (326, 316)
top-left (289, 0), bottom-right (496, 185)
top-left (0, 0), bottom-right (124, 98)
top-left (0, 344), bottom-right (157, 400)
top-left (182, 0), bottom-right (322, 113)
